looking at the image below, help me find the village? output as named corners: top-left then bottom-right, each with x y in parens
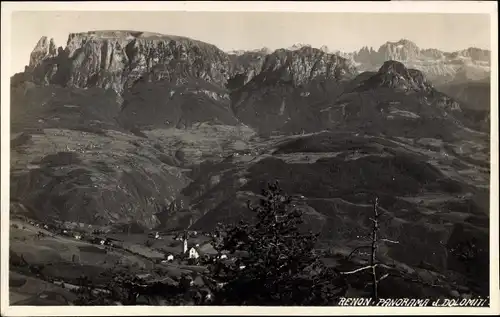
top-left (9, 214), bottom-right (251, 304)
top-left (19, 216), bottom-right (246, 265)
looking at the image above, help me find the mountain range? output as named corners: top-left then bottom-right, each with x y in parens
top-left (10, 31), bottom-right (491, 297)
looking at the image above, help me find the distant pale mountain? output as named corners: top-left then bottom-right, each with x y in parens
top-left (350, 39), bottom-right (490, 85)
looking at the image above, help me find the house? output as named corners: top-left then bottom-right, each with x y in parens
top-left (166, 254), bottom-right (174, 261)
top-left (186, 242), bottom-right (218, 260)
top-left (188, 246), bottom-right (200, 259)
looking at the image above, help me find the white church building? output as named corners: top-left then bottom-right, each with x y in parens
top-left (181, 233), bottom-right (218, 260)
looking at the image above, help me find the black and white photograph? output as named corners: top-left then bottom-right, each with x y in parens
top-left (1, 1), bottom-right (498, 315)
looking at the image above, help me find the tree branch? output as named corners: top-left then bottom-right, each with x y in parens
top-left (340, 264), bottom-right (377, 275)
top-left (377, 273), bottom-right (389, 283)
top-left (379, 238), bottom-right (399, 244)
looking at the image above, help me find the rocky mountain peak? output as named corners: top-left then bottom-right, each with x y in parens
top-left (257, 46), bottom-right (357, 86)
top-left (378, 38), bottom-right (420, 61)
top-left (455, 47), bottom-right (491, 62)
top-left (378, 60), bottom-right (411, 75)
top-left (29, 36), bottom-right (58, 69)
top-left (360, 60), bottom-right (431, 92)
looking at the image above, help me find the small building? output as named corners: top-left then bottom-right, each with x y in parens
top-left (166, 254), bottom-right (174, 261)
top-left (188, 246), bottom-right (200, 259)
top-left (186, 242), bottom-right (218, 260)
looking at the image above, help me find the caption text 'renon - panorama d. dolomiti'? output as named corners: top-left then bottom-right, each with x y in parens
top-left (338, 297), bottom-right (490, 307)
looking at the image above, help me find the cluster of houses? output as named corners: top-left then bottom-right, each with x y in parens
top-left (159, 231), bottom-right (223, 264)
top-left (147, 231), bottom-right (253, 271)
top-left (24, 219), bottom-right (88, 241)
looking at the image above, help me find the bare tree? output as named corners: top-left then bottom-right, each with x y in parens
top-left (340, 196), bottom-right (398, 301)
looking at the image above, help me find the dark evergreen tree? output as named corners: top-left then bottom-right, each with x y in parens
top-left (207, 181), bottom-right (348, 305)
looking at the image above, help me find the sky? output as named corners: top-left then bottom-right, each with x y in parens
top-left (9, 11), bottom-right (492, 75)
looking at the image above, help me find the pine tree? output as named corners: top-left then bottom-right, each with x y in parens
top-left (207, 181), bottom-right (348, 305)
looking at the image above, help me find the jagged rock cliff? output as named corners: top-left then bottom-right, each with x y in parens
top-left (28, 31), bottom-right (233, 94)
top-left (25, 31), bottom-right (357, 98)
top-left (259, 47), bottom-right (357, 86)
top-left (29, 36), bottom-right (58, 68)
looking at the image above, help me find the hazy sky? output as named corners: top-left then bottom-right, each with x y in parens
top-left (9, 11), bottom-right (491, 74)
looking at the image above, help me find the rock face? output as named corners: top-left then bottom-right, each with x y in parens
top-left (351, 39), bottom-right (491, 84)
top-left (379, 39), bottom-right (421, 62)
top-left (25, 31), bottom-right (357, 99)
top-left (29, 36), bottom-right (58, 68)
top-left (227, 50), bottom-right (268, 89)
top-left (259, 47), bottom-right (357, 86)
top-left (229, 47), bottom-right (357, 134)
top-left (28, 31), bottom-right (233, 94)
